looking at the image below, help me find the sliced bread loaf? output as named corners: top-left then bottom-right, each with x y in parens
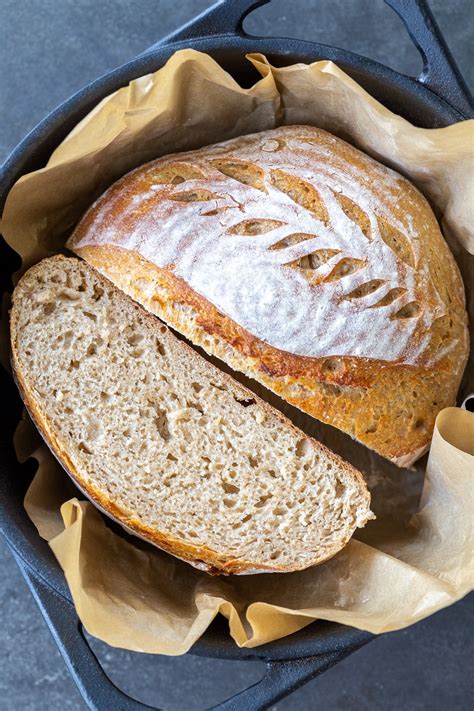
top-left (10, 256), bottom-right (372, 574)
top-left (68, 126), bottom-right (469, 467)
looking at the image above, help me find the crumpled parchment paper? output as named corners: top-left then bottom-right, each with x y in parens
top-left (1, 49), bottom-right (473, 653)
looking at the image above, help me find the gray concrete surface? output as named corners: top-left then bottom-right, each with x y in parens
top-left (1, 1), bottom-right (473, 709)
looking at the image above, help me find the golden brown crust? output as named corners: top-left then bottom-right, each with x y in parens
top-left (10, 255), bottom-right (370, 575)
top-left (74, 244), bottom-right (465, 466)
top-left (68, 126), bottom-right (469, 466)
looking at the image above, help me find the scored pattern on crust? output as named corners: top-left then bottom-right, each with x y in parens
top-left (70, 127), bottom-right (451, 365)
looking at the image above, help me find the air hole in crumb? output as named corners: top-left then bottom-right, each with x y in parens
top-left (414, 418), bottom-right (426, 430)
top-left (192, 382), bottom-right (203, 394)
top-left (78, 442), bottom-right (92, 455)
top-left (167, 453), bottom-right (178, 462)
top-left (152, 407), bottom-right (170, 441)
top-left (70, 359), bottom-right (80, 369)
top-left (222, 482), bottom-right (240, 494)
top-left (211, 382), bottom-right (227, 392)
top-left (295, 439), bottom-right (311, 458)
top-left (272, 507), bottom-right (286, 516)
top-left (268, 469), bottom-right (277, 478)
top-left (270, 551), bottom-right (282, 560)
top-left (186, 400), bottom-right (203, 414)
top-left (127, 332), bottom-right (144, 346)
top-left (256, 494), bottom-right (272, 508)
top-left (241, 514), bottom-right (252, 524)
top-left (63, 330), bottom-right (74, 340)
top-left (248, 456), bottom-right (258, 468)
top-left (43, 302), bottom-right (56, 315)
top-left (335, 480), bottom-right (346, 497)
top-left (92, 284), bottom-right (104, 301)
top-left (58, 290), bottom-right (80, 301)
top-left (83, 311), bottom-right (97, 321)
top-left (87, 343), bottom-right (97, 356)
top-left (234, 397), bottom-right (255, 407)
top-left (223, 498), bottom-right (237, 508)
top-left (154, 339), bottom-right (165, 356)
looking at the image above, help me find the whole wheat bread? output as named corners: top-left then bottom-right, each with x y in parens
top-left (68, 126), bottom-right (469, 467)
top-left (10, 256), bottom-right (371, 574)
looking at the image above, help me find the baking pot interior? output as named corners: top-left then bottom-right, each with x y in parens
top-left (0, 36), bottom-right (464, 659)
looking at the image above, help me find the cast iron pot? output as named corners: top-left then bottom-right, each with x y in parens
top-left (0, 1), bottom-right (472, 709)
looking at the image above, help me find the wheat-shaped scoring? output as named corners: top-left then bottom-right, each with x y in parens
top-left (75, 129), bottom-right (449, 365)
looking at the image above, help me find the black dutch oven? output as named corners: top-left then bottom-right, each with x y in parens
top-left (0, 1), bottom-right (472, 709)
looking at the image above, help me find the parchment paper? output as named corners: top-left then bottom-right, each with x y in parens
top-left (1, 49), bottom-right (473, 652)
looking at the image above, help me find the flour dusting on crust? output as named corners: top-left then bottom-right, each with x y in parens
top-left (70, 126), bottom-right (451, 365)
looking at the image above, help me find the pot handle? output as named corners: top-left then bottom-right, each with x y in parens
top-left (385, 0), bottom-right (472, 117)
top-left (152, 0), bottom-right (472, 118)
top-left (13, 550), bottom-right (363, 711)
top-left (156, 1), bottom-right (270, 45)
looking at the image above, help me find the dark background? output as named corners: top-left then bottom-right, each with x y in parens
top-left (0, 1), bottom-right (473, 709)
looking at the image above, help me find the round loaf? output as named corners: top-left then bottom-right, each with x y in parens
top-left (68, 126), bottom-right (469, 466)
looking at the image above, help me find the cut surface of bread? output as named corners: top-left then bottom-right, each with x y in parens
top-left (10, 256), bottom-right (371, 574)
top-left (68, 125), bottom-right (469, 467)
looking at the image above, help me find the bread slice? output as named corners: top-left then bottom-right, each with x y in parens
top-left (10, 256), bottom-right (371, 574)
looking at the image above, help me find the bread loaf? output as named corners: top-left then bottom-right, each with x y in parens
top-left (10, 256), bottom-right (372, 574)
top-left (68, 126), bottom-right (469, 466)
